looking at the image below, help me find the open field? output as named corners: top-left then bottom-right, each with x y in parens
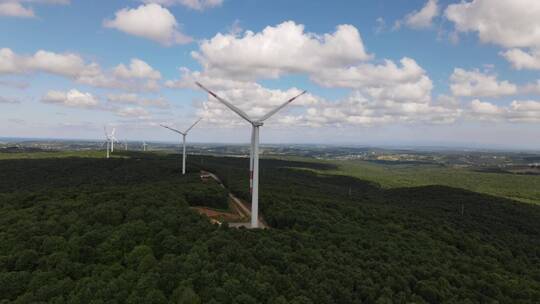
top-left (326, 160), bottom-right (540, 205)
top-left (272, 155), bottom-right (540, 205)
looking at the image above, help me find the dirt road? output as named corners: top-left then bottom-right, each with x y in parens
top-left (202, 171), bottom-right (268, 228)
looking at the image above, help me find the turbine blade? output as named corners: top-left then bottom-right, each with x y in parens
top-left (111, 128), bottom-right (116, 136)
top-left (160, 124), bottom-right (185, 135)
top-left (184, 118), bottom-right (202, 134)
top-left (196, 82), bottom-right (253, 124)
top-left (260, 90), bottom-right (307, 122)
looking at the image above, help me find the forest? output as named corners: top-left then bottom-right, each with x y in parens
top-left (0, 151), bottom-right (539, 303)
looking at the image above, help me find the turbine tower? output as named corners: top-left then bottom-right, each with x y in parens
top-left (160, 118), bottom-right (202, 175)
top-left (196, 82), bottom-right (306, 228)
top-left (142, 141), bottom-right (148, 151)
top-left (103, 126), bottom-right (118, 158)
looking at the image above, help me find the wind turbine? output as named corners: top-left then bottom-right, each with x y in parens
top-left (142, 141), bottom-right (148, 151)
top-left (160, 118), bottom-right (202, 175)
top-left (103, 126), bottom-right (118, 158)
top-left (196, 82), bottom-right (306, 228)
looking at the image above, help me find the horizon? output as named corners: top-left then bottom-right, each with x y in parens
top-left (2, 136), bottom-right (540, 153)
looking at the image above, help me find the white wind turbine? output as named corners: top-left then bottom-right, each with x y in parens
top-left (103, 126), bottom-right (118, 158)
top-left (142, 141), bottom-right (148, 151)
top-left (196, 82), bottom-right (306, 228)
top-left (160, 118), bottom-right (202, 175)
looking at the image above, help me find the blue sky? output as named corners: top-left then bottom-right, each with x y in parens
top-left (1, 0), bottom-right (539, 149)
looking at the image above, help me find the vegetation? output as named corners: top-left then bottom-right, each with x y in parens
top-left (319, 159), bottom-right (540, 204)
top-left (0, 151), bottom-right (539, 303)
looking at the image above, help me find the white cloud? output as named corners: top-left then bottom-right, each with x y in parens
top-left (522, 80), bottom-right (540, 95)
top-left (312, 57), bottom-right (433, 104)
top-left (298, 91), bottom-right (461, 128)
top-left (374, 17), bottom-right (386, 34)
top-left (115, 106), bottom-right (151, 119)
top-left (41, 89), bottom-right (100, 108)
top-left (113, 58), bottom-right (162, 80)
top-left (104, 3), bottom-right (192, 46)
top-left (468, 99), bottom-right (540, 122)
top-left (0, 0), bottom-right (69, 18)
top-left (470, 99), bottom-right (504, 116)
top-left (167, 21), bottom-right (461, 128)
top-left (397, 0), bottom-right (439, 29)
top-left (450, 68), bottom-right (517, 97)
top-left (192, 21), bottom-right (371, 80)
top-left (0, 48), bottom-right (20, 73)
top-left (501, 48), bottom-right (540, 70)
top-left (0, 79), bottom-right (29, 89)
top-left (445, 0), bottom-right (540, 49)
top-left (0, 2), bottom-right (34, 17)
top-left (0, 95), bottom-right (21, 104)
top-left (141, 0), bottom-right (223, 10)
top-left (166, 68), bottom-right (255, 90)
top-left (107, 93), bottom-right (169, 108)
top-left (0, 48), bottom-right (160, 92)
top-left (445, 1), bottom-right (540, 70)
top-left (0, 48), bottom-right (99, 78)
top-left (27, 50), bottom-right (100, 78)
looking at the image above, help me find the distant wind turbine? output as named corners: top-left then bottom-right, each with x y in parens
top-left (196, 82), bottom-right (306, 228)
top-left (160, 118), bottom-right (202, 175)
top-left (103, 126), bottom-right (118, 158)
top-left (142, 141), bottom-right (148, 151)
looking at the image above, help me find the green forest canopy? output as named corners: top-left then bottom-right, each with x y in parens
top-left (0, 151), bottom-right (539, 303)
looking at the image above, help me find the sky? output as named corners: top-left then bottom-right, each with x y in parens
top-left (1, 0), bottom-right (540, 149)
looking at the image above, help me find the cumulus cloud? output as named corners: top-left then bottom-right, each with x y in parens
top-left (104, 3), bottom-right (192, 46)
top-left (166, 68), bottom-right (255, 90)
top-left (445, 0), bottom-right (540, 69)
top-left (0, 48), bottom-right (160, 92)
top-left (470, 99), bottom-right (504, 116)
top-left (107, 93), bottom-right (169, 108)
top-left (396, 0), bottom-right (439, 29)
top-left (445, 0), bottom-right (540, 49)
top-left (192, 21), bottom-right (371, 80)
top-left (0, 79), bottom-right (29, 89)
top-left (0, 0), bottom-right (69, 18)
top-left (298, 91), bottom-right (461, 128)
top-left (468, 99), bottom-right (540, 122)
top-left (115, 106), bottom-right (151, 119)
top-left (522, 80), bottom-right (540, 95)
top-left (164, 21), bottom-right (463, 128)
top-left (501, 48), bottom-right (540, 70)
top-left (450, 68), bottom-right (517, 97)
top-left (0, 2), bottom-right (34, 17)
top-left (312, 57), bottom-right (433, 104)
top-left (0, 95), bottom-right (21, 104)
top-left (113, 58), bottom-right (162, 80)
top-left (41, 89), bottom-right (100, 108)
top-left (0, 48), bottom-right (98, 77)
top-left (141, 0), bottom-right (222, 10)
